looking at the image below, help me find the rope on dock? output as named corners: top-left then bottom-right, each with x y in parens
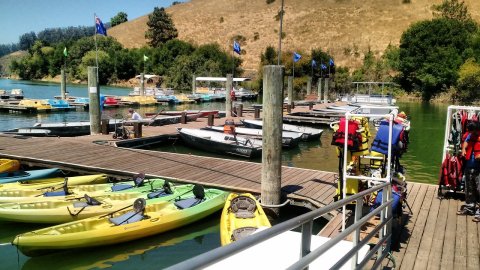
top-left (258, 198), bottom-right (290, 208)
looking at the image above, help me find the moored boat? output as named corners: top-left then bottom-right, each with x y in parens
top-left (220, 193), bottom-right (271, 246)
top-left (7, 121), bottom-right (117, 137)
top-left (18, 99), bottom-right (52, 111)
top-left (205, 126), bottom-right (301, 148)
top-left (177, 128), bottom-right (262, 158)
top-left (241, 119), bottom-right (324, 141)
top-left (0, 173), bottom-right (108, 191)
top-left (0, 168), bottom-right (62, 184)
top-left (12, 186), bottom-right (227, 256)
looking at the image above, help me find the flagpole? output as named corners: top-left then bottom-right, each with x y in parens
top-left (93, 13), bottom-right (99, 80)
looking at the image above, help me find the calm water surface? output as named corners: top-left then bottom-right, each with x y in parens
top-left (0, 79), bottom-right (448, 268)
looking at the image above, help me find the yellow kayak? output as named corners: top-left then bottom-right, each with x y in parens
top-left (0, 173), bottom-right (108, 191)
top-left (0, 159), bottom-right (20, 173)
top-left (13, 186), bottom-right (227, 257)
top-left (220, 193), bottom-right (271, 246)
top-left (0, 183), bottom-right (194, 224)
top-left (0, 176), bottom-right (164, 203)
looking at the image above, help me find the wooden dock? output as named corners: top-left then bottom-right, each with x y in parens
top-left (320, 182), bottom-right (480, 269)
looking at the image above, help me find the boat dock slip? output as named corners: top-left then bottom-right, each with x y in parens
top-left (320, 182), bottom-right (480, 269)
top-left (0, 135), bottom-right (337, 211)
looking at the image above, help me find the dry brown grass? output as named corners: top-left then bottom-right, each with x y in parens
top-left (109, 0), bottom-right (480, 75)
top-left (0, 51), bottom-right (27, 75)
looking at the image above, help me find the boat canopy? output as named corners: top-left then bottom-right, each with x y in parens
top-left (195, 77), bottom-right (251, 82)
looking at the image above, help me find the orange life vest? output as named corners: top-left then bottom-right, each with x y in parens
top-left (224, 119), bottom-right (236, 134)
top-left (465, 133), bottom-right (480, 160)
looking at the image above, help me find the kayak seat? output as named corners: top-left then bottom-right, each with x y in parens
top-left (111, 184), bottom-right (134, 192)
top-left (109, 210), bottom-right (144, 225)
top-left (147, 190), bottom-right (168, 199)
top-left (230, 195), bottom-right (256, 219)
top-left (175, 184), bottom-right (205, 209)
top-left (44, 178), bottom-right (70, 197)
top-left (73, 194), bottom-right (102, 208)
top-left (231, 226), bottom-right (258, 242)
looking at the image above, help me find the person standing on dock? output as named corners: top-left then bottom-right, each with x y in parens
top-left (128, 108), bottom-right (142, 121)
top-left (460, 121), bottom-right (480, 220)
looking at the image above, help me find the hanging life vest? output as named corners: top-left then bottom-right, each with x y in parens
top-left (371, 120), bottom-right (403, 155)
top-left (331, 118), bottom-right (362, 151)
top-left (438, 153), bottom-right (463, 189)
top-left (224, 119), bottom-right (236, 135)
top-left (350, 116), bottom-right (370, 156)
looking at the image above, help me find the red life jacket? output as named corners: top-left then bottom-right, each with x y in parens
top-left (331, 118), bottom-right (362, 150)
top-left (465, 134), bottom-right (480, 160)
top-left (439, 153), bottom-right (463, 189)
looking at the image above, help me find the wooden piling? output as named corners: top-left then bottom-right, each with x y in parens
top-left (324, 78), bottom-right (329, 104)
top-left (287, 104), bottom-right (291, 113)
top-left (307, 76), bottom-right (312, 95)
top-left (133, 122), bottom-right (142, 138)
top-left (140, 73), bottom-right (145, 97)
top-left (181, 111), bottom-right (187, 124)
top-left (226, 74), bottom-right (233, 118)
top-left (317, 78), bottom-right (322, 102)
top-left (192, 74), bottom-right (196, 94)
top-left (236, 103), bottom-right (243, 117)
top-left (60, 69), bottom-right (66, 100)
top-left (207, 114), bottom-right (214, 126)
top-left (261, 65), bottom-right (284, 216)
top-left (254, 107), bottom-right (261, 119)
top-left (87, 66), bottom-right (101, 134)
top-left (288, 76), bottom-right (294, 109)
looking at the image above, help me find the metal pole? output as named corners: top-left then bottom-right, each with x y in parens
top-left (307, 76), bottom-right (312, 96)
top-left (192, 74), bottom-right (196, 94)
top-left (277, 0), bottom-right (285, 65)
top-left (317, 78), bottom-right (322, 102)
top-left (324, 78), bottom-right (329, 104)
top-left (226, 74), bottom-right (233, 118)
top-left (261, 65), bottom-right (284, 217)
top-left (140, 72), bottom-right (145, 97)
top-left (60, 69), bottom-right (66, 100)
top-left (288, 76), bottom-right (294, 108)
top-left (88, 66), bottom-right (101, 134)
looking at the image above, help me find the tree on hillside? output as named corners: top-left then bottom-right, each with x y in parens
top-left (432, 0), bottom-right (471, 23)
top-left (456, 58), bottom-right (480, 102)
top-left (111, 12), bottom-right (128, 27)
top-left (398, 18), bottom-right (477, 100)
top-left (145, 7), bottom-right (178, 47)
top-left (19, 32), bottom-right (37, 51)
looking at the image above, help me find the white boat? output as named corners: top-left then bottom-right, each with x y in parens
top-left (241, 119), bottom-right (323, 141)
top-left (205, 126), bottom-right (301, 148)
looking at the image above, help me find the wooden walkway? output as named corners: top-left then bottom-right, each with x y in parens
top-left (319, 182), bottom-right (480, 270)
top-left (0, 135), bottom-right (337, 210)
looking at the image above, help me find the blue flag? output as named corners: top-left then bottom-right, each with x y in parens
top-left (233, 41), bottom-right (241, 55)
top-left (329, 58), bottom-right (334, 66)
top-left (321, 63), bottom-right (327, 70)
top-left (293, 52), bottom-right (302, 63)
top-left (311, 60), bottom-right (317, 68)
top-left (95, 16), bottom-right (107, 36)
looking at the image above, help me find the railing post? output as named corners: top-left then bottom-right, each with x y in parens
top-left (378, 185), bottom-right (388, 259)
top-left (352, 198), bottom-right (363, 269)
top-left (300, 220), bottom-right (313, 270)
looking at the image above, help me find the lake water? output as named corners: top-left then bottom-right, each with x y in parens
top-left (0, 79), bottom-right (448, 269)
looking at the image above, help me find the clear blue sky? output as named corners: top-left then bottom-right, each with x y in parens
top-left (0, 0), bottom-right (178, 44)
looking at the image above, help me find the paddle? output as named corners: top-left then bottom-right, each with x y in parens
top-left (147, 109), bottom-right (165, 126)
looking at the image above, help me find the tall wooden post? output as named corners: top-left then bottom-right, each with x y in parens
top-left (140, 73), bottom-right (145, 96)
top-left (225, 74), bottom-right (233, 118)
top-left (192, 74), bottom-right (196, 94)
top-left (261, 65), bottom-right (284, 217)
top-left (288, 76), bottom-right (294, 108)
top-left (317, 78), bottom-right (322, 102)
top-left (60, 69), bottom-right (67, 100)
top-left (88, 66), bottom-right (101, 134)
top-left (324, 78), bottom-right (329, 104)
top-left (306, 76), bottom-right (312, 96)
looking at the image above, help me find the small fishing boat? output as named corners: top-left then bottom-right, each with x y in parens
top-left (205, 126), bottom-right (301, 148)
top-left (12, 186), bottom-right (227, 257)
top-left (177, 128), bottom-right (263, 158)
top-left (0, 182), bottom-right (194, 224)
top-left (0, 159), bottom-right (20, 174)
top-left (0, 168), bottom-right (62, 184)
top-left (0, 174), bottom-right (108, 191)
top-left (2, 128), bottom-right (52, 137)
top-left (241, 119), bottom-right (324, 141)
top-left (220, 193), bottom-right (271, 246)
top-left (7, 121), bottom-right (117, 137)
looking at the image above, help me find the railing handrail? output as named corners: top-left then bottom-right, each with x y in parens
top-left (166, 182), bottom-right (391, 270)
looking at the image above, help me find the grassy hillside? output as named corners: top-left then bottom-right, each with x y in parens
top-left (0, 51), bottom-right (27, 76)
top-left (83, 0), bottom-right (480, 76)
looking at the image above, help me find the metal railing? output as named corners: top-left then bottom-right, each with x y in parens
top-left (166, 182), bottom-right (393, 270)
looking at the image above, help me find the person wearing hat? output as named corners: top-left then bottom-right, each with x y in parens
top-left (128, 108), bottom-right (143, 121)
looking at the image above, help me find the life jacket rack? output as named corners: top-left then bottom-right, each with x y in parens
top-left (440, 105), bottom-right (480, 197)
top-left (337, 105), bottom-right (399, 231)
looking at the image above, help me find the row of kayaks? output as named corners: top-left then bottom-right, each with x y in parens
top-left (0, 160), bottom-right (271, 257)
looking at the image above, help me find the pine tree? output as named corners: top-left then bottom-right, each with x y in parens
top-left (145, 7), bottom-right (178, 47)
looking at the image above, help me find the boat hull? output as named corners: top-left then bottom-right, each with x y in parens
top-left (0, 168), bottom-right (62, 184)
